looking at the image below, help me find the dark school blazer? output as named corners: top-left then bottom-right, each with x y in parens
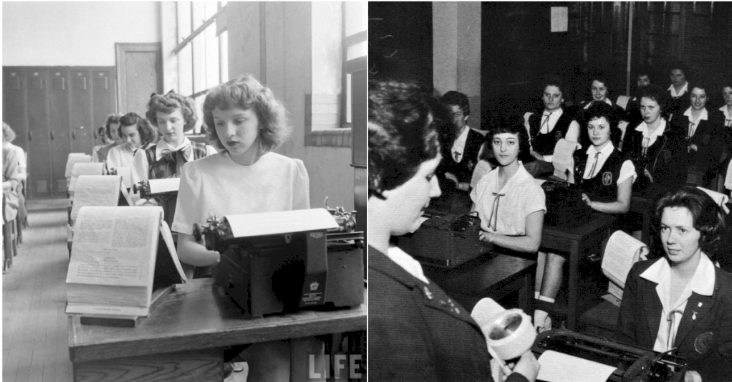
top-left (672, 109), bottom-right (726, 178)
top-left (618, 257), bottom-right (732, 382)
top-left (369, 246), bottom-right (529, 382)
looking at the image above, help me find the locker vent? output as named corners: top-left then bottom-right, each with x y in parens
top-left (57, 180), bottom-right (68, 193)
top-left (36, 180), bottom-right (48, 194)
top-left (52, 77), bottom-right (66, 91)
top-left (94, 77), bottom-right (109, 90)
top-left (73, 77), bottom-right (87, 90)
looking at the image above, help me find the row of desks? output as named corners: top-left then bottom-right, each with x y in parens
top-left (68, 279), bottom-right (367, 382)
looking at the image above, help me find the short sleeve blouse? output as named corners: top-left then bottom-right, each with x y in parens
top-left (171, 151), bottom-right (310, 235)
top-left (470, 164), bottom-right (546, 235)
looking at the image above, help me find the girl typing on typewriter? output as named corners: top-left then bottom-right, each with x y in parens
top-left (618, 186), bottom-right (732, 382)
top-left (172, 75), bottom-right (310, 381)
top-left (369, 80), bottom-right (540, 382)
top-left (131, 91), bottom-right (212, 197)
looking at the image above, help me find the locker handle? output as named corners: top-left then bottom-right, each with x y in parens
top-left (72, 130), bottom-right (76, 140)
top-left (28, 131), bottom-right (32, 141)
top-left (50, 131), bottom-right (54, 141)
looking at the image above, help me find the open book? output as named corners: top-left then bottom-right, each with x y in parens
top-left (68, 163), bottom-right (105, 194)
top-left (551, 139), bottom-right (582, 183)
top-left (601, 231), bottom-right (648, 306)
top-left (70, 175), bottom-right (133, 225)
top-left (66, 206), bottom-right (187, 325)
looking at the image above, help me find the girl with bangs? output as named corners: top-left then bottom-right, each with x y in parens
top-left (171, 75), bottom-right (310, 381)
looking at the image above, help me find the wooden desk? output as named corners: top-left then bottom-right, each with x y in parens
top-left (68, 279), bottom-right (367, 382)
top-left (541, 214), bottom-right (616, 330)
top-left (423, 254), bottom-right (536, 313)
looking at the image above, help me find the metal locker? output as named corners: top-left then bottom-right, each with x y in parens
top-left (70, 70), bottom-right (94, 155)
top-left (47, 69), bottom-right (72, 194)
top-left (25, 69), bottom-right (53, 197)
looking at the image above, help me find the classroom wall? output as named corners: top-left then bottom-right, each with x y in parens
top-left (226, 2), bottom-right (355, 211)
top-left (2, 2), bottom-right (160, 66)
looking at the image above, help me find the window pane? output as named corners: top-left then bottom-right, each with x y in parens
top-left (219, 30), bottom-right (229, 83)
top-left (347, 40), bottom-right (367, 61)
top-left (346, 73), bottom-right (352, 124)
top-left (205, 19), bottom-right (219, 89)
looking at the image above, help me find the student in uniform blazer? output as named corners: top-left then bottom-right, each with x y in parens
top-left (368, 80), bottom-right (539, 382)
top-left (666, 63), bottom-right (692, 122)
top-left (622, 85), bottom-right (687, 197)
top-left (618, 186), bottom-right (732, 382)
top-left (672, 84), bottom-right (726, 189)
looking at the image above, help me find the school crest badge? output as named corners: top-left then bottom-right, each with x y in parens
top-left (663, 150), bottom-right (671, 163)
top-left (694, 332), bottom-right (713, 354)
top-left (602, 172), bottom-right (613, 186)
top-left (703, 135), bottom-right (711, 145)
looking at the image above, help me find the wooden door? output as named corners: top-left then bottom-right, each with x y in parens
top-left (25, 69), bottom-right (53, 197)
top-left (92, 70), bottom-right (116, 139)
top-left (70, 69), bottom-right (95, 156)
top-left (116, 43), bottom-right (162, 117)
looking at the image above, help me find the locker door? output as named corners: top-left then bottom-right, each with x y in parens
top-left (92, 69), bottom-right (116, 137)
top-left (70, 70), bottom-right (94, 155)
top-left (48, 69), bottom-right (72, 195)
top-left (25, 69), bottom-right (52, 197)
top-left (3, 68), bottom-right (29, 152)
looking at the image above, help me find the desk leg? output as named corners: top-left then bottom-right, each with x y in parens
top-left (73, 348), bottom-right (222, 382)
top-left (567, 245), bottom-right (580, 330)
top-left (519, 266), bottom-right (536, 315)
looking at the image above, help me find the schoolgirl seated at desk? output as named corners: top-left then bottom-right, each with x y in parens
top-left (618, 186), bottom-right (732, 382)
top-left (622, 85), bottom-right (686, 198)
top-left (671, 83), bottom-right (726, 189)
top-left (106, 112), bottom-right (156, 170)
top-left (523, 76), bottom-right (580, 177)
top-left (171, 75), bottom-right (310, 382)
top-left (578, 73), bottom-right (628, 120)
top-left (92, 113), bottom-right (122, 163)
top-left (131, 91), bottom-right (211, 186)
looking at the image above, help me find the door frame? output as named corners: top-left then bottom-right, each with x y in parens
top-left (115, 43), bottom-right (162, 114)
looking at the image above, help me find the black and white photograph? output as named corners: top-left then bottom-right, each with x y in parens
top-left (368, 2), bottom-right (732, 382)
top-left (3, 2), bottom-right (366, 382)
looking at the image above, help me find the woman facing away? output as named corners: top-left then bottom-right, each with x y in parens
top-left (618, 186), bottom-right (732, 382)
top-left (369, 80), bottom-right (540, 382)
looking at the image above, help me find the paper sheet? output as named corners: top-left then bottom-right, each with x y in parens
top-left (550, 7), bottom-right (568, 33)
top-left (225, 209), bottom-right (339, 238)
top-left (149, 178), bottom-right (180, 194)
top-left (602, 231), bottom-right (648, 300)
top-left (538, 350), bottom-right (616, 382)
top-left (726, 161), bottom-right (732, 192)
top-left (551, 139), bottom-right (581, 183)
top-left (116, 166), bottom-right (133, 189)
top-left (70, 176), bottom-right (123, 222)
top-left (69, 163), bottom-right (105, 191)
top-left (65, 155), bottom-right (92, 178)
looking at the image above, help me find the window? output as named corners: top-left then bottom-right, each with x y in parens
top-left (172, 1), bottom-right (228, 133)
top-left (342, 2), bottom-right (367, 127)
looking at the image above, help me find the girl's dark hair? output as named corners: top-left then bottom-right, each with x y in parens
top-left (579, 103), bottom-right (622, 148)
top-left (487, 116), bottom-right (532, 163)
top-left (541, 76), bottom-right (567, 97)
top-left (105, 113), bottom-right (121, 138)
top-left (119, 112), bottom-right (156, 147)
top-left (639, 85), bottom-right (670, 119)
top-left (653, 186), bottom-right (725, 256)
top-left (368, 80), bottom-right (449, 199)
top-left (146, 91), bottom-right (198, 132)
top-left (203, 75), bottom-right (290, 153)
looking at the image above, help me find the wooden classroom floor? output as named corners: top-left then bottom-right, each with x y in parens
top-left (2, 198), bottom-right (247, 382)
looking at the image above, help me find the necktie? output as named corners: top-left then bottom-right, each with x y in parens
top-left (688, 122), bottom-right (696, 139)
top-left (725, 119), bottom-right (732, 128)
top-left (453, 151), bottom-right (461, 162)
top-left (541, 112), bottom-right (553, 134)
top-left (487, 192), bottom-right (505, 231)
top-left (588, 152), bottom-right (601, 178)
top-left (642, 137), bottom-right (650, 157)
top-left (157, 145), bottom-right (191, 178)
top-left (666, 309), bottom-right (682, 350)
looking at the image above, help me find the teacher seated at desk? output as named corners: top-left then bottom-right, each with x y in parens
top-left (368, 80), bottom-right (539, 382)
top-left (618, 186), bottom-right (732, 382)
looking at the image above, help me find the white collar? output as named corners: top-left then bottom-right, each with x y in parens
top-left (719, 105), bottom-right (732, 119)
top-left (668, 82), bottom-right (689, 97)
top-left (585, 141), bottom-right (615, 156)
top-left (543, 108), bottom-right (564, 118)
top-left (387, 245), bottom-right (429, 284)
top-left (635, 119), bottom-right (668, 138)
top-left (641, 254), bottom-right (715, 296)
top-left (683, 107), bottom-right (708, 122)
top-left (156, 136), bottom-right (192, 158)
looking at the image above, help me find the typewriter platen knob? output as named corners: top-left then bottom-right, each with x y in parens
top-left (192, 223), bottom-right (203, 242)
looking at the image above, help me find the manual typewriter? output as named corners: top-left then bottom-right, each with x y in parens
top-left (133, 179), bottom-right (180, 227)
top-left (534, 329), bottom-right (686, 382)
top-left (193, 207), bottom-right (364, 317)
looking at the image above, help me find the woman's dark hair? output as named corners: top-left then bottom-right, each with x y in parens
top-left (541, 76), bottom-right (567, 97)
top-left (639, 85), bottom-right (670, 119)
top-left (368, 81), bottom-right (449, 199)
top-left (95, 126), bottom-right (107, 143)
top-left (653, 186), bottom-right (725, 256)
top-left (487, 116), bottom-right (532, 163)
top-left (119, 112), bottom-right (156, 147)
top-left (668, 61), bottom-right (691, 81)
top-left (689, 83), bottom-right (709, 96)
top-left (146, 91), bottom-right (198, 132)
top-left (579, 103), bottom-right (622, 148)
top-left (441, 91), bottom-right (470, 116)
top-left (203, 75), bottom-right (290, 153)
top-left (105, 113), bottom-right (121, 138)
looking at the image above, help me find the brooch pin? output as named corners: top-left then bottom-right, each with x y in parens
top-left (692, 311), bottom-right (698, 320)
